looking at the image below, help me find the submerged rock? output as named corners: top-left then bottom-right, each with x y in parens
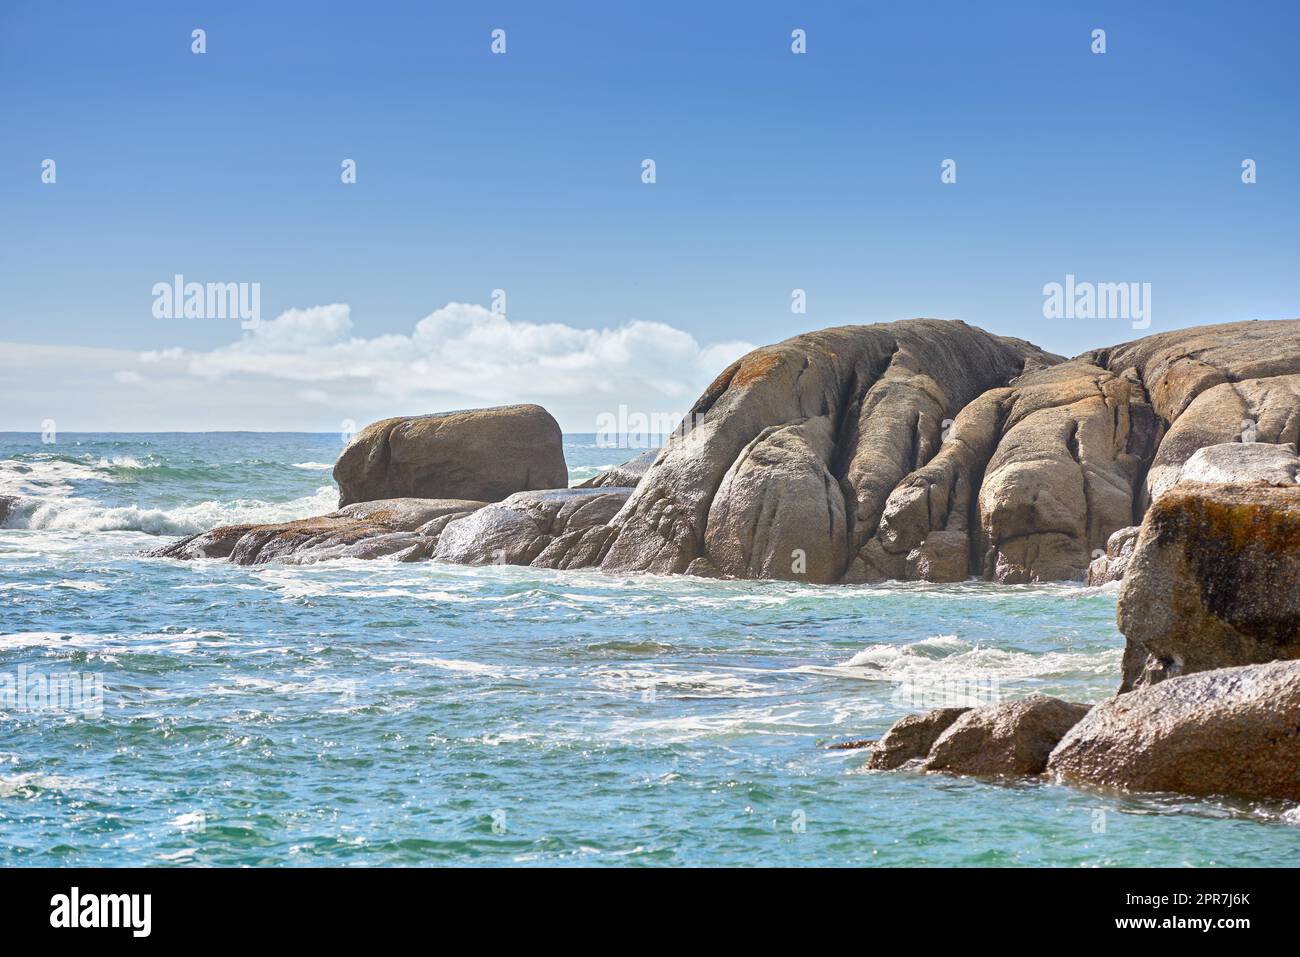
top-left (1117, 480), bottom-right (1300, 690)
top-left (920, 695), bottom-right (1091, 776)
top-left (866, 707), bottom-right (970, 770)
top-left (150, 498), bottom-right (486, 565)
top-left (1048, 660), bottom-right (1300, 802)
top-left (333, 404), bottom-right (567, 507)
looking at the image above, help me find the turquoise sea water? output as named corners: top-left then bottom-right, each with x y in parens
top-left (1, 432), bottom-right (1297, 867)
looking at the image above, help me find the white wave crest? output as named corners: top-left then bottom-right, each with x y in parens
top-left (1, 486), bottom-right (337, 535)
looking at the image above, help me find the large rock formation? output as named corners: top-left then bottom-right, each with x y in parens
top-left (1117, 479), bottom-right (1300, 690)
top-left (333, 404), bottom-right (568, 507)
top-left (867, 359), bottom-right (1159, 583)
top-left (1048, 660), bottom-right (1300, 801)
top-left (597, 320), bottom-right (1060, 583)
top-left (147, 319), bottom-right (1300, 580)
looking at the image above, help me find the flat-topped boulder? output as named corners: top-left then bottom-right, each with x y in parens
top-left (1048, 660), bottom-right (1300, 802)
top-left (1162, 440), bottom-right (1300, 492)
top-left (334, 404), bottom-right (568, 507)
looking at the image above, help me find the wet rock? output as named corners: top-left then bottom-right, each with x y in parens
top-left (333, 404), bottom-right (568, 507)
top-left (1048, 660), bottom-right (1300, 801)
top-left (1117, 481), bottom-right (1300, 690)
top-left (921, 695), bottom-right (1091, 776)
top-left (866, 707), bottom-right (970, 770)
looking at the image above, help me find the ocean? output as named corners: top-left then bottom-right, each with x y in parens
top-left (1, 432), bottom-right (1296, 866)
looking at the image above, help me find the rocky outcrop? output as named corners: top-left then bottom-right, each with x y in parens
top-left (432, 487), bottom-right (631, 568)
top-left (866, 707), bottom-right (970, 770)
top-left (868, 320), bottom-right (1300, 583)
top-left (1117, 480), bottom-right (1300, 691)
top-left (1086, 525), bottom-right (1140, 586)
top-left (920, 695), bottom-right (1091, 776)
top-left (1048, 660), bottom-right (1300, 801)
top-left (150, 498), bottom-right (486, 565)
top-left (597, 320), bottom-right (1060, 583)
top-left (0, 495), bottom-right (16, 526)
top-left (333, 405), bottom-right (568, 507)
top-left (147, 319), bottom-right (1300, 579)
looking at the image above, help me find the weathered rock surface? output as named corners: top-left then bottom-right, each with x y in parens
top-left (598, 320), bottom-right (1060, 583)
top-left (1167, 441), bottom-right (1300, 490)
top-left (1048, 660), bottom-right (1300, 801)
top-left (921, 695), bottom-right (1091, 776)
top-left (433, 488), bottom-right (631, 568)
top-left (1086, 525), bottom-right (1140, 586)
top-left (1117, 480), bottom-right (1300, 690)
top-left (866, 707), bottom-right (970, 770)
top-left (577, 449), bottom-right (658, 489)
top-left (333, 404), bottom-right (568, 507)
top-left (865, 359), bottom-right (1158, 583)
top-left (0, 495), bottom-right (17, 526)
top-left (150, 498), bottom-right (486, 565)
top-left (1090, 321), bottom-right (1300, 503)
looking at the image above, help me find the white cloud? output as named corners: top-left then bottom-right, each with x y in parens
top-left (0, 303), bottom-right (755, 432)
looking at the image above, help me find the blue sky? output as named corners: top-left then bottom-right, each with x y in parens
top-left (1, 1), bottom-right (1297, 430)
